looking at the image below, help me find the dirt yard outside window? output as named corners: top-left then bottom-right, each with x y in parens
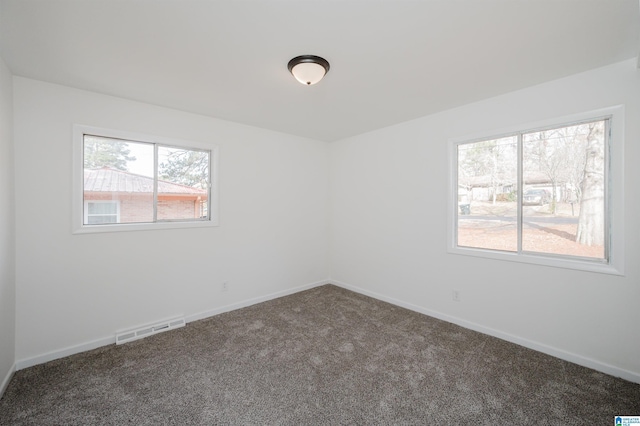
top-left (457, 201), bottom-right (605, 259)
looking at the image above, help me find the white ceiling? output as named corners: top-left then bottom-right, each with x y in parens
top-left (1, 0), bottom-right (638, 142)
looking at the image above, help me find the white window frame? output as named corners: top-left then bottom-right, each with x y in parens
top-left (73, 125), bottom-right (220, 234)
top-left (84, 200), bottom-right (120, 224)
top-left (447, 106), bottom-right (624, 276)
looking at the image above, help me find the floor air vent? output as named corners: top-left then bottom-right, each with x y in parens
top-left (116, 317), bottom-right (185, 345)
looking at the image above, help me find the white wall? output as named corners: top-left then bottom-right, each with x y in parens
top-left (10, 59), bottom-right (640, 383)
top-left (0, 55), bottom-right (15, 394)
top-left (330, 59), bottom-right (640, 381)
top-left (13, 77), bottom-right (330, 364)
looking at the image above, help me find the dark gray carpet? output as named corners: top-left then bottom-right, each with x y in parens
top-left (1, 284), bottom-right (638, 425)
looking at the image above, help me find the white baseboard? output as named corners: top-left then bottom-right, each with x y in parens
top-left (331, 279), bottom-right (640, 385)
top-left (186, 279), bottom-right (330, 323)
top-left (15, 278), bottom-right (331, 372)
top-left (12, 279), bottom-right (639, 384)
top-left (0, 363), bottom-right (16, 400)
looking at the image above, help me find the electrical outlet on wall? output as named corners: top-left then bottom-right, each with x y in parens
top-left (452, 290), bottom-right (461, 302)
top-left (222, 281), bottom-right (229, 292)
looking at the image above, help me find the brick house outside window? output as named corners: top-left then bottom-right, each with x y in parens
top-left (84, 167), bottom-right (207, 224)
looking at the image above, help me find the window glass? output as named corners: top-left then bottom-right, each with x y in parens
top-left (455, 119), bottom-right (608, 263)
top-left (86, 201), bottom-right (118, 224)
top-left (158, 146), bottom-right (210, 221)
top-left (457, 136), bottom-right (518, 252)
top-left (83, 136), bottom-right (154, 225)
top-left (522, 122), bottom-right (606, 260)
top-left (82, 135), bottom-right (210, 226)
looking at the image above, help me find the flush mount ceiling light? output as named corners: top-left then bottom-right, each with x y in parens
top-left (287, 55), bottom-right (330, 86)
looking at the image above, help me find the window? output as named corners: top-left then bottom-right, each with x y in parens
top-left (73, 125), bottom-right (219, 233)
top-left (449, 107), bottom-right (624, 275)
top-left (85, 201), bottom-right (119, 224)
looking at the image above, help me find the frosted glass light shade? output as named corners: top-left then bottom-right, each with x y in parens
top-left (291, 62), bottom-right (326, 85)
top-left (288, 55), bottom-right (330, 86)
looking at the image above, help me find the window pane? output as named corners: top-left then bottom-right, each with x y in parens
top-left (522, 121), bottom-right (606, 260)
top-left (87, 202), bottom-right (117, 215)
top-left (457, 136), bottom-right (517, 251)
top-left (157, 146), bottom-right (210, 221)
top-left (83, 136), bottom-right (154, 224)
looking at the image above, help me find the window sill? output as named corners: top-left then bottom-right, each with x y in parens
top-left (72, 219), bottom-right (219, 234)
top-left (447, 246), bottom-right (623, 276)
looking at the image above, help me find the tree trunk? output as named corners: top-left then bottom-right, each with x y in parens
top-left (576, 125), bottom-right (604, 246)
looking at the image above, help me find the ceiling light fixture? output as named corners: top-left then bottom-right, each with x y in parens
top-left (287, 55), bottom-right (330, 86)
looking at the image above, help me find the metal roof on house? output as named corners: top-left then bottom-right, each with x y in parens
top-left (84, 168), bottom-right (207, 195)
